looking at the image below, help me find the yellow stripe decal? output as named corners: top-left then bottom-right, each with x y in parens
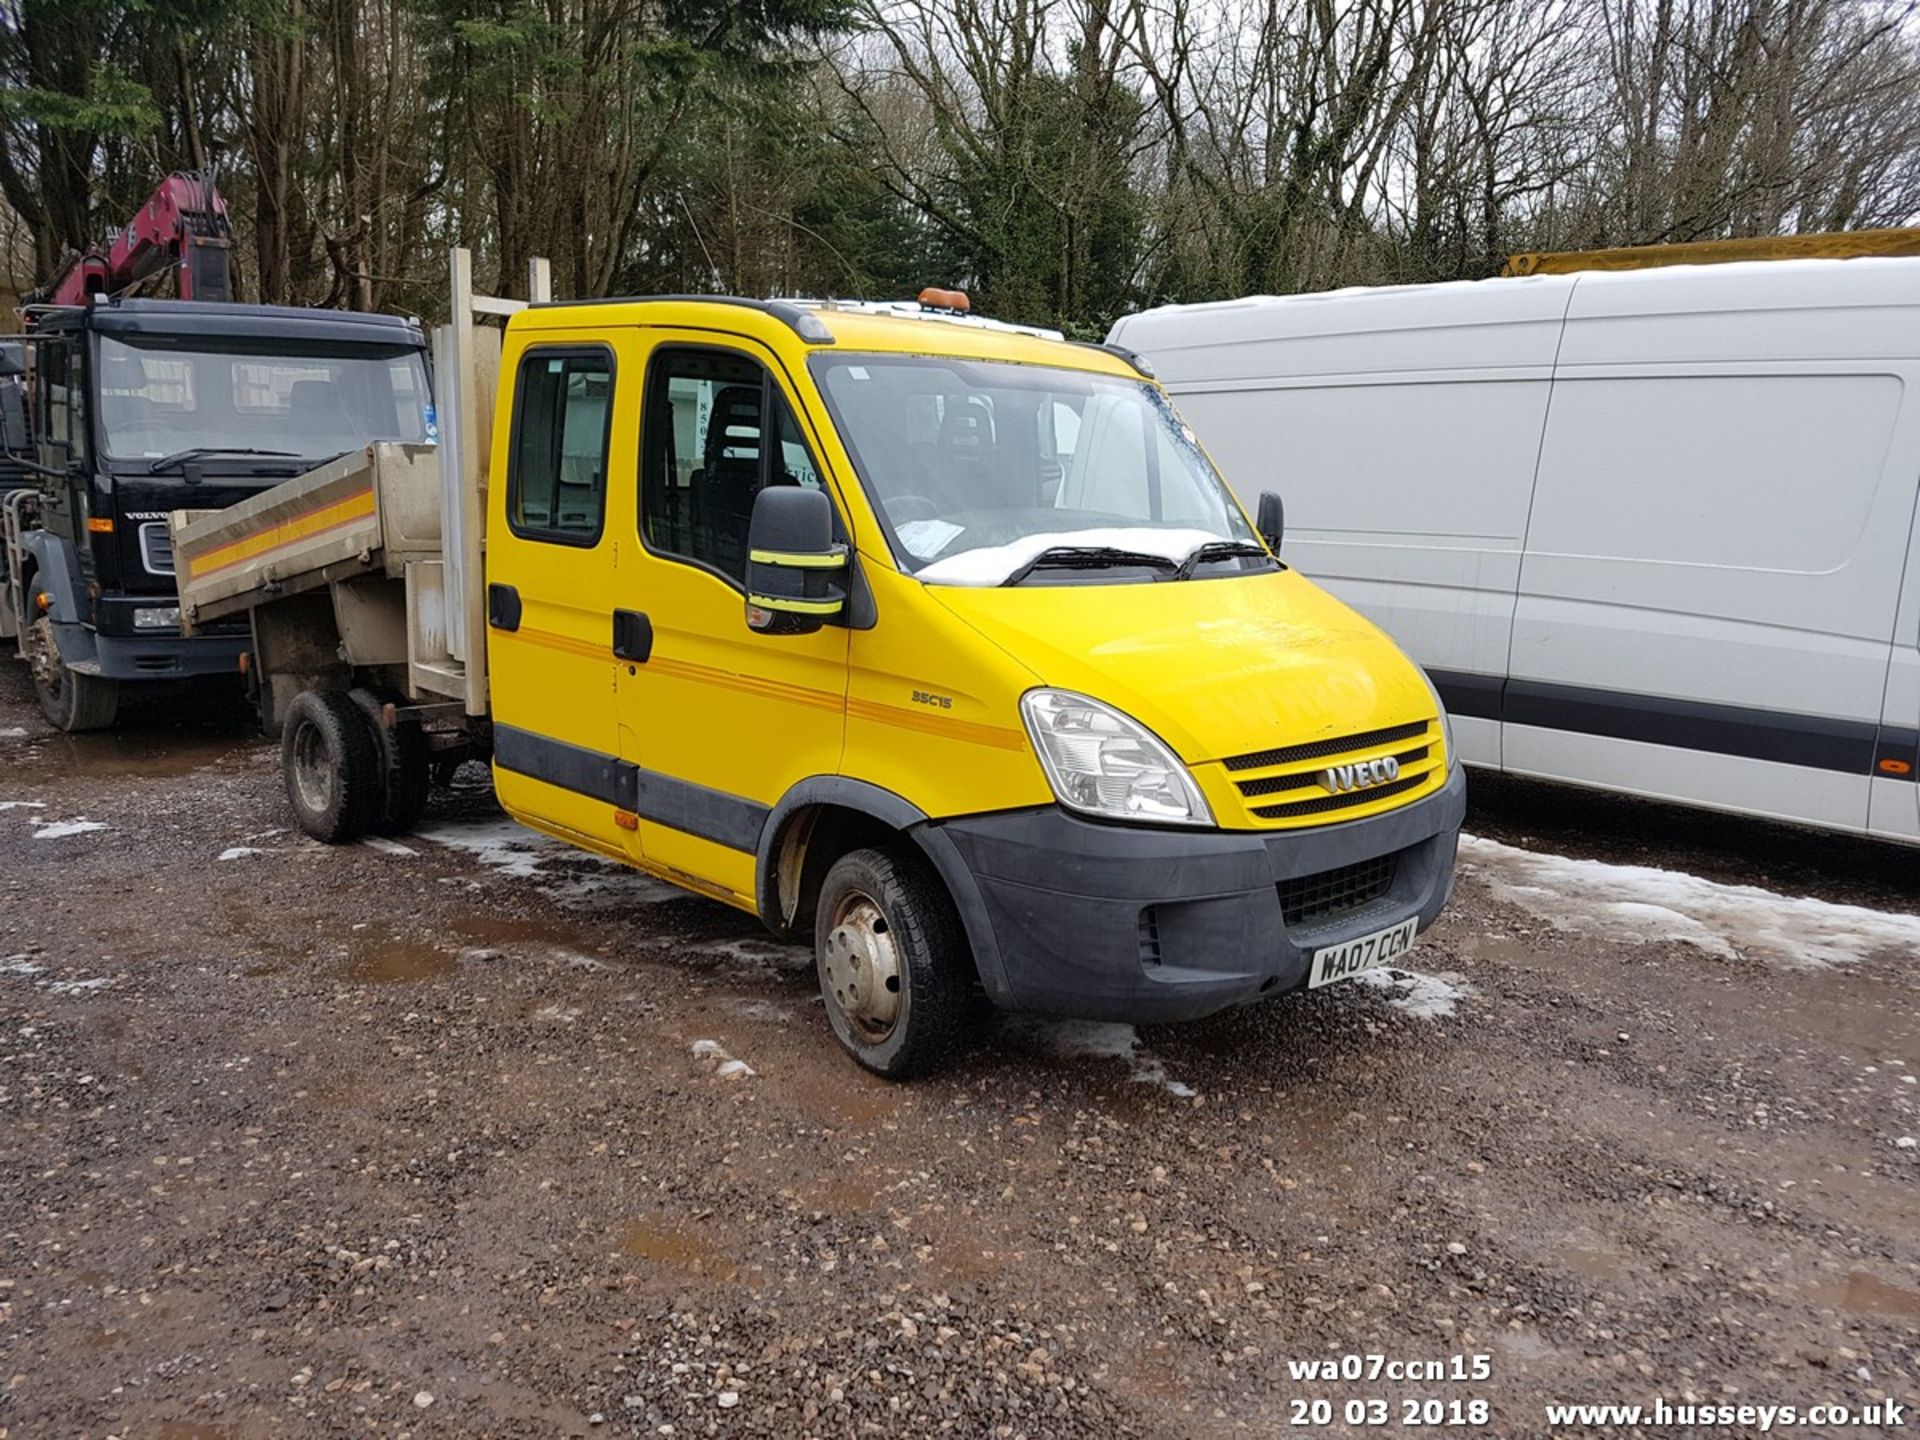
top-left (748, 592), bottom-right (842, 614)
top-left (500, 628), bottom-right (1027, 753)
top-left (749, 548), bottom-right (846, 570)
top-left (188, 488), bottom-right (376, 578)
top-left (647, 655), bottom-right (846, 713)
top-left (498, 625), bottom-right (614, 662)
top-left (847, 696), bottom-right (1028, 752)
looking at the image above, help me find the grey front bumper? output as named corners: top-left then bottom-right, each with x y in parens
top-left (919, 765), bottom-right (1467, 1024)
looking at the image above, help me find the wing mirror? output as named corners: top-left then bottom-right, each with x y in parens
top-left (745, 486), bottom-right (847, 636)
top-left (1256, 490), bottom-right (1285, 553)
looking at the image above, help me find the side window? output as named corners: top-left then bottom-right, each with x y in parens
top-left (507, 349), bottom-right (611, 545)
top-left (639, 347), bottom-right (826, 585)
top-left (42, 341), bottom-right (87, 464)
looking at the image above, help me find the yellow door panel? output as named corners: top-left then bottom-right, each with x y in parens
top-left (485, 336), bottom-right (633, 852)
top-left (616, 333), bottom-right (848, 901)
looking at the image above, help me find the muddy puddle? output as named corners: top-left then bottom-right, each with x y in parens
top-left (621, 1215), bottom-right (761, 1288)
top-left (35, 729), bottom-right (251, 779)
top-left (1821, 1269), bottom-right (1920, 1319)
top-left (337, 935), bottom-right (457, 984)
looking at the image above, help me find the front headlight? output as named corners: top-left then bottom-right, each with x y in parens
top-left (1020, 689), bottom-right (1214, 827)
top-left (1418, 668), bottom-right (1456, 769)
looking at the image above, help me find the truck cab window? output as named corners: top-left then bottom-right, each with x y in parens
top-left (640, 347), bottom-right (824, 585)
top-left (508, 350), bottom-right (612, 545)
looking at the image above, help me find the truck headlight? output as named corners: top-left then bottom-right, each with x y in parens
top-left (132, 605), bottom-right (180, 631)
top-left (1020, 689), bottom-right (1213, 827)
top-left (1418, 668), bottom-right (1456, 769)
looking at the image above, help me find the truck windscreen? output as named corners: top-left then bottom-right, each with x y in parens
top-left (96, 335), bottom-right (432, 465)
top-left (811, 353), bottom-right (1259, 585)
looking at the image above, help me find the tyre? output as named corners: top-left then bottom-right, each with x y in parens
top-left (353, 688), bottom-right (431, 837)
top-left (814, 845), bottom-right (971, 1078)
top-left (280, 689), bottom-right (382, 843)
top-left (25, 577), bottom-right (117, 732)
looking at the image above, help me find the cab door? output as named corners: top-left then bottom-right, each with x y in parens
top-left (614, 335), bottom-right (849, 907)
top-left (485, 338), bottom-right (631, 857)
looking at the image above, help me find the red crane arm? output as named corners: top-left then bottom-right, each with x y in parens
top-left (38, 170), bottom-right (233, 308)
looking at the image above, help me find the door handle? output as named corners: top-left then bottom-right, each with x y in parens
top-left (613, 609), bottom-right (653, 663)
top-left (488, 583), bottom-right (521, 631)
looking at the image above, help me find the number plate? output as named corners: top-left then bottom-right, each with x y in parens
top-left (1308, 916), bottom-right (1418, 988)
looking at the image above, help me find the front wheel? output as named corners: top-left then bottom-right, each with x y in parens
top-left (815, 846), bottom-right (971, 1078)
top-left (25, 578), bottom-right (117, 732)
top-left (281, 689), bottom-right (382, 843)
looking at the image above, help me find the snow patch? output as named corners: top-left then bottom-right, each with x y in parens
top-left (916, 526), bottom-right (1224, 587)
top-left (0, 800), bottom-right (46, 811)
top-left (45, 976), bottom-right (113, 995)
top-left (218, 846), bottom-right (264, 862)
top-left (31, 818), bottom-right (106, 839)
top-left (359, 836), bottom-right (418, 857)
top-left (0, 954), bottom-right (45, 976)
top-left (685, 937), bottom-right (810, 973)
top-left (691, 1038), bottom-right (756, 1080)
top-left (417, 818), bottom-right (550, 878)
top-left (1010, 1018), bottom-right (1197, 1098)
top-left (724, 998), bottom-right (794, 1025)
top-left (1461, 834), bottom-right (1920, 968)
top-left (1354, 966), bottom-right (1471, 1019)
top-left (416, 816), bottom-right (677, 907)
top-left (0, 726), bottom-right (28, 739)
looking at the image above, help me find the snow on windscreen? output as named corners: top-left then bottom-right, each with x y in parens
top-left (914, 526), bottom-right (1224, 587)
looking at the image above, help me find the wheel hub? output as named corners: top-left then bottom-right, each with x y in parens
top-left (822, 893), bottom-right (902, 1039)
top-left (26, 614), bottom-right (60, 693)
top-left (290, 722), bottom-right (336, 815)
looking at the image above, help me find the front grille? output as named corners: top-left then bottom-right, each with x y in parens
top-left (1237, 745), bottom-right (1429, 798)
top-left (1251, 770), bottom-right (1424, 820)
top-left (1224, 719), bottom-right (1429, 773)
top-left (139, 522), bottom-right (175, 577)
top-left (1280, 851), bottom-right (1399, 927)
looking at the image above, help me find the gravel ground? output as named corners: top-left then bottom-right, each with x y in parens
top-left (1, 664), bottom-right (1916, 1439)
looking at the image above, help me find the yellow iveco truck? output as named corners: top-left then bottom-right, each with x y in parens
top-left (171, 254), bottom-right (1464, 1077)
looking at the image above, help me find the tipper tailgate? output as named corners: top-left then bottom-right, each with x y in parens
top-left (169, 443), bottom-right (440, 631)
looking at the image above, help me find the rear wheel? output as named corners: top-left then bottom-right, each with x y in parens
top-left (814, 846), bottom-right (971, 1078)
top-left (25, 577), bottom-right (117, 732)
top-left (281, 689), bottom-right (381, 843)
top-left (353, 688), bottom-right (431, 836)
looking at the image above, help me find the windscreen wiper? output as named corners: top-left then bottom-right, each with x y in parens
top-left (1000, 545), bottom-right (1180, 587)
top-left (1172, 539), bottom-right (1274, 580)
top-left (147, 446), bottom-right (304, 475)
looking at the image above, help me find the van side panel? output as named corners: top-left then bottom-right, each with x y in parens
top-left (1127, 281), bottom-right (1574, 769)
top-left (1508, 265), bottom-right (1920, 831)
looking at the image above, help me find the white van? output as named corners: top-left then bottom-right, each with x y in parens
top-left (1110, 259), bottom-right (1920, 845)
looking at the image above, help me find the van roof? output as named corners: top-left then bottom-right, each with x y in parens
top-left (521, 294), bottom-right (1143, 377)
top-left (1109, 255), bottom-right (1920, 356)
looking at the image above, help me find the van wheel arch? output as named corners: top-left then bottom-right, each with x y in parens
top-left (756, 779), bottom-right (1013, 1008)
top-left (762, 799), bottom-right (907, 942)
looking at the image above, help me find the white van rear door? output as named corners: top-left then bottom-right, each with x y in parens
top-left (1509, 262), bottom-right (1920, 832)
top-left (1869, 497), bottom-right (1920, 842)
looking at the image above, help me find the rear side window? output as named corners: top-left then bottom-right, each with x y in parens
top-left (508, 349), bottom-right (613, 544)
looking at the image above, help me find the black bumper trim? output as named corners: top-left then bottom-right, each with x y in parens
top-left (931, 765), bottom-right (1466, 1023)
